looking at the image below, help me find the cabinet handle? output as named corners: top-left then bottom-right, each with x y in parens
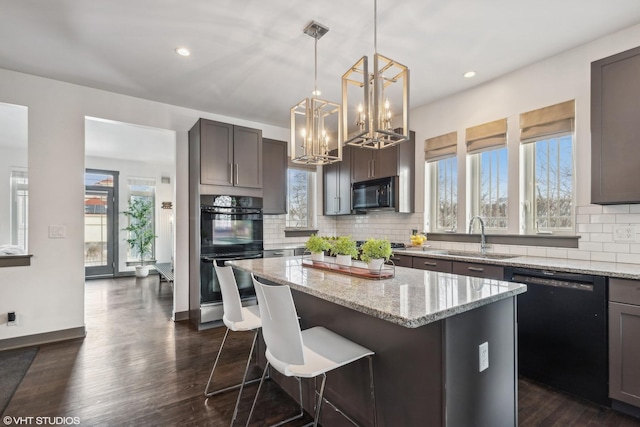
top-left (371, 159), bottom-right (375, 177)
top-left (467, 267), bottom-right (484, 272)
top-left (273, 252), bottom-right (284, 256)
top-left (423, 261), bottom-right (437, 266)
top-left (228, 163), bottom-right (233, 184)
top-left (336, 196), bottom-right (340, 213)
top-left (235, 163), bottom-right (239, 184)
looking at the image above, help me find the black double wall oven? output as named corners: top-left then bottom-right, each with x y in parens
top-left (199, 195), bottom-right (263, 324)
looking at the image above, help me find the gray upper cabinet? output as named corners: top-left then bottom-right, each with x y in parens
top-left (351, 145), bottom-right (398, 182)
top-left (591, 46), bottom-right (640, 204)
top-left (263, 138), bottom-right (287, 214)
top-left (323, 146), bottom-right (352, 215)
top-left (197, 119), bottom-right (262, 189)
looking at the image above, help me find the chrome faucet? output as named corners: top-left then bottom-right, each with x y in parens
top-left (468, 216), bottom-right (487, 255)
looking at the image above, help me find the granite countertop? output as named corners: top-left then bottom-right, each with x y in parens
top-left (395, 248), bottom-right (640, 280)
top-left (229, 257), bottom-right (526, 328)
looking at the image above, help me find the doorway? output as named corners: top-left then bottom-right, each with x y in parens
top-left (84, 170), bottom-right (119, 277)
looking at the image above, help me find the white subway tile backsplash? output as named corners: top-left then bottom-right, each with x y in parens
top-left (578, 223), bottom-right (603, 233)
top-left (576, 214), bottom-right (590, 224)
top-left (579, 242), bottom-right (603, 252)
top-left (631, 244), bottom-right (640, 254)
top-left (589, 233), bottom-right (613, 243)
top-left (630, 205), bottom-right (640, 214)
top-left (615, 214), bottom-right (640, 224)
top-left (591, 252), bottom-right (616, 262)
top-left (566, 249), bottom-right (591, 261)
top-left (546, 248), bottom-right (568, 259)
top-left (508, 246), bottom-right (529, 256)
top-left (578, 205), bottom-right (603, 215)
top-left (616, 253), bottom-right (640, 264)
top-left (526, 247), bottom-right (547, 257)
top-left (590, 215), bottom-right (616, 224)
top-left (603, 205), bottom-right (630, 214)
top-left (603, 242), bottom-right (630, 253)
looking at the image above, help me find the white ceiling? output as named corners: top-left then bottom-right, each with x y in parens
top-left (1, 0), bottom-right (640, 130)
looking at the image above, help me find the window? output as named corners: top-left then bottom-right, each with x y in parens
top-left (522, 134), bottom-right (574, 233)
top-left (10, 169), bottom-right (28, 251)
top-left (468, 148), bottom-right (508, 229)
top-left (520, 100), bottom-right (575, 234)
top-left (425, 131), bottom-right (458, 232)
top-left (127, 177), bottom-right (156, 261)
top-left (286, 168), bottom-right (315, 228)
top-left (429, 157), bottom-right (458, 231)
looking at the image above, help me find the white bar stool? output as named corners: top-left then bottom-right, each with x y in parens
top-left (248, 274), bottom-right (377, 427)
top-left (205, 262), bottom-right (263, 426)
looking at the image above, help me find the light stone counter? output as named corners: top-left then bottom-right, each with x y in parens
top-left (229, 256), bottom-right (526, 328)
top-left (396, 248), bottom-right (640, 280)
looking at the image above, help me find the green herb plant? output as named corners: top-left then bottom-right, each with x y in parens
top-left (305, 234), bottom-right (331, 254)
top-left (329, 236), bottom-right (358, 258)
top-left (359, 238), bottom-right (392, 263)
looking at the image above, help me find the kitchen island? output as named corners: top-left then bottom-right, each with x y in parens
top-left (229, 257), bottom-right (527, 427)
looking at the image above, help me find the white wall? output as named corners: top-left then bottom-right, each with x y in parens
top-left (0, 68), bottom-right (288, 342)
top-left (329, 23), bottom-right (640, 263)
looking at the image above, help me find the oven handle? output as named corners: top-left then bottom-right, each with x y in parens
top-left (201, 207), bottom-right (263, 215)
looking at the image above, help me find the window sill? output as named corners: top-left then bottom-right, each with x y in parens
top-left (0, 254), bottom-right (32, 267)
top-left (426, 233), bottom-right (579, 249)
top-left (284, 228), bottom-right (318, 238)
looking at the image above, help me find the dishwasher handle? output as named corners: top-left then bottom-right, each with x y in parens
top-left (511, 274), bottom-right (593, 292)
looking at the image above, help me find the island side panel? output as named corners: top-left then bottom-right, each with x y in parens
top-left (444, 296), bottom-right (517, 427)
top-left (290, 288), bottom-right (445, 427)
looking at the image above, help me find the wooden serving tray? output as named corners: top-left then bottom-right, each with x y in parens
top-left (301, 258), bottom-right (395, 279)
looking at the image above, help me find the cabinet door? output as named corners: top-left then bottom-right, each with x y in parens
top-left (390, 254), bottom-right (412, 268)
top-left (234, 126), bottom-right (262, 188)
top-left (412, 257), bottom-right (452, 273)
top-left (323, 147), bottom-right (352, 215)
top-left (351, 147), bottom-right (373, 182)
top-left (372, 145), bottom-right (398, 179)
top-left (609, 301), bottom-right (640, 407)
top-left (200, 120), bottom-right (233, 186)
top-left (592, 46), bottom-right (640, 203)
top-left (263, 139), bottom-right (287, 214)
top-left (452, 261), bottom-right (504, 280)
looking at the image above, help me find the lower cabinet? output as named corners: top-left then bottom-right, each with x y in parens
top-left (389, 254), bottom-right (413, 268)
top-left (412, 256), bottom-right (452, 273)
top-left (609, 278), bottom-right (640, 408)
top-left (451, 261), bottom-right (504, 280)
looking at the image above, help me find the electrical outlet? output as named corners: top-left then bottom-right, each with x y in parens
top-left (7, 311), bottom-right (17, 326)
top-left (479, 342), bottom-right (489, 372)
top-left (614, 225), bottom-right (636, 242)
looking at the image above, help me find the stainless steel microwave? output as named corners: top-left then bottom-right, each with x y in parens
top-left (352, 176), bottom-right (398, 211)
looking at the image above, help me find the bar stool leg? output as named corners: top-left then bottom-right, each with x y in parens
top-left (205, 328), bottom-right (230, 397)
top-left (231, 330), bottom-right (259, 425)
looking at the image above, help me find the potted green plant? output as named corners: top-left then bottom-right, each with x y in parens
top-left (360, 238), bottom-right (392, 273)
top-left (305, 234), bottom-right (331, 262)
top-left (329, 236), bottom-right (358, 268)
top-left (123, 198), bottom-right (157, 278)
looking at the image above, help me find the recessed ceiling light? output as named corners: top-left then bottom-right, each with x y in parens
top-left (464, 71), bottom-right (476, 78)
top-left (312, 90), bottom-right (321, 96)
top-left (175, 47), bottom-right (190, 57)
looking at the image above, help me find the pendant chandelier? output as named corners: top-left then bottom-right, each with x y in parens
top-left (342, 0), bottom-right (410, 149)
top-left (290, 21), bottom-right (342, 165)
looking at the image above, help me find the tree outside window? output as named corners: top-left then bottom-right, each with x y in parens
top-left (286, 169), bottom-right (314, 228)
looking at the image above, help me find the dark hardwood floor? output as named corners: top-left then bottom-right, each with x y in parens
top-left (3, 276), bottom-right (640, 426)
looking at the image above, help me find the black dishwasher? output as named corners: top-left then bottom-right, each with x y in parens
top-left (504, 267), bottom-right (609, 406)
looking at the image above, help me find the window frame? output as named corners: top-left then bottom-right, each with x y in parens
top-left (126, 177), bottom-right (156, 262)
top-left (285, 167), bottom-right (316, 229)
top-left (521, 132), bottom-right (575, 235)
top-left (467, 146), bottom-right (509, 232)
top-left (428, 157), bottom-right (458, 233)
top-left (10, 169), bottom-right (28, 252)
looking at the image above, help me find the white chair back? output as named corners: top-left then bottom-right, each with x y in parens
top-left (252, 275), bottom-right (305, 365)
top-left (214, 262), bottom-right (244, 323)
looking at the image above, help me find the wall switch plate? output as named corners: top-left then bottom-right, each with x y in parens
top-left (48, 225), bottom-right (67, 239)
top-left (614, 225), bottom-right (636, 242)
top-left (8, 311), bottom-right (17, 326)
top-left (479, 341), bottom-right (489, 372)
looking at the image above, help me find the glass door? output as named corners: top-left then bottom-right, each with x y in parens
top-left (85, 170), bottom-right (118, 277)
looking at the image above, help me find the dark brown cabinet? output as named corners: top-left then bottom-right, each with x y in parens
top-left (412, 256), bottom-right (452, 273)
top-left (451, 261), bottom-right (504, 280)
top-left (351, 145), bottom-right (398, 182)
top-left (389, 253), bottom-right (413, 268)
top-left (263, 138), bottom-right (287, 214)
top-left (609, 278), bottom-right (640, 408)
top-left (323, 147), bottom-right (352, 215)
top-left (197, 119), bottom-right (262, 189)
top-left (591, 46), bottom-right (640, 204)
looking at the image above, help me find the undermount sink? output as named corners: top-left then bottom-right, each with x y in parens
top-left (423, 250), bottom-right (518, 260)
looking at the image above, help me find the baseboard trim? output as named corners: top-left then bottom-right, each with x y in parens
top-left (0, 326), bottom-right (86, 351)
top-left (173, 311), bottom-right (189, 322)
